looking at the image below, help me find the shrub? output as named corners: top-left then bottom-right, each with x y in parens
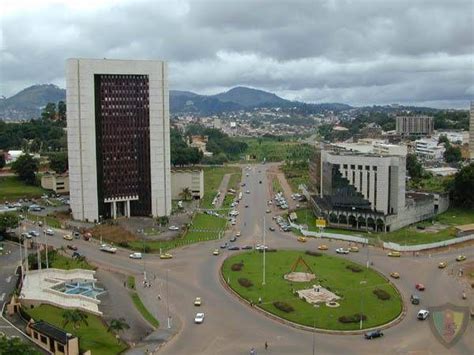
top-left (346, 265), bottom-right (362, 273)
top-left (305, 250), bottom-right (322, 257)
top-left (273, 301), bottom-right (294, 313)
top-left (231, 263), bottom-right (244, 271)
top-left (238, 278), bottom-right (253, 288)
top-left (373, 288), bottom-right (391, 300)
top-left (118, 241), bottom-right (129, 248)
top-left (338, 313), bottom-right (367, 323)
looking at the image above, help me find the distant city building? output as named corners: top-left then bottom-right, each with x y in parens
top-left (470, 101), bottom-right (474, 160)
top-left (396, 115), bottom-right (434, 137)
top-left (66, 58), bottom-right (171, 222)
top-left (41, 172), bottom-right (69, 193)
top-left (171, 169), bottom-right (204, 200)
top-left (188, 135), bottom-right (213, 157)
top-left (414, 138), bottom-right (445, 160)
top-left (331, 139), bottom-right (407, 157)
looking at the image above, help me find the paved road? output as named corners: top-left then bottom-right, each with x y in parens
top-left (15, 164), bottom-right (474, 354)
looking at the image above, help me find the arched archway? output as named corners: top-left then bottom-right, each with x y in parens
top-left (348, 215), bottom-right (357, 228)
top-left (376, 218), bottom-right (385, 232)
top-left (367, 217), bottom-right (375, 231)
top-left (329, 213), bottom-right (338, 223)
top-left (339, 214), bottom-right (347, 224)
top-left (358, 216), bottom-right (366, 228)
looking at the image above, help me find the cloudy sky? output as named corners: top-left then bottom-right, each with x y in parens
top-left (1, 0), bottom-right (473, 108)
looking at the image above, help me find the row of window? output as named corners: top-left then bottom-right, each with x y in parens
top-left (342, 164), bottom-right (378, 171)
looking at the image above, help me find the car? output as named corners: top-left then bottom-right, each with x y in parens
top-left (415, 283), bottom-right (425, 291)
top-left (236, 232), bottom-right (241, 237)
top-left (349, 246), bottom-right (359, 252)
top-left (66, 244), bottom-right (78, 251)
top-left (160, 253), bottom-right (173, 259)
top-left (410, 294), bottom-right (420, 305)
top-left (194, 297), bottom-right (202, 306)
top-left (242, 245), bottom-right (253, 250)
top-left (73, 231), bottom-right (80, 239)
top-left (72, 251), bottom-right (82, 258)
top-left (21, 232), bottom-right (31, 239)
top-left (297, 236), bottom-right (307, 243)
top-left (83, 232), bottom-right (91, 241)
top-left (63, 234), bottom-right (73, 241)
top-left (45, 229), bottom-right (54, 236)
top-left (29, 230), bottom-right (40, 237)
top-left (259, 180), bottom-right (262, 184)
top-left (266, 209), bottom-right (271, 213)
top-left (100, 244), bottom-right (117, 253)
top-left (129, 252), bottom-right (143, 259)
top-left (387, 251), bottom-right (401, 257)
top-left (438, 261), bottom-right (447, 269)
top-left (230, 237), bottom-right (237, 242)
top-left (245, 205), bottom-right (249, 208)
top-left (336, 248), bottom-right (349, 254)
top-left (168, 225), bottom-right (180, 231)
top-left (255, 244), bottom-right (268, 250)
top-left (220, 243), bottom-right (228, 249)
top-left (364, 330), bottom-right (383, 339)
top-left (194, 312), bottom-right (205, 324)
top-left (269, 226), bottom-right (275, 231)
top-left (213, 249), bottom-right (219, 255)
top-left (38, 221), bottom-right (43, 227)
top-left (246, 190), bottom-right (250, 194)
top-left (417, 309), bottom-right (430, 320)
top-left (231, 220), bottom-right (236, 225)
top-left (318, 244), bottom-right (329, 251)
top-left (227, 246), bottom-right (240, 251)
top-left (456, 255), bottom-right (466, 262)
top-left (390, 272), bottom-right (400, 279)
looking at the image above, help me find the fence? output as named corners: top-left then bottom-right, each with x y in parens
top-left (383, 234), bottom-right (474, 252)
top-left (290, 222), bottom-right (369, 244)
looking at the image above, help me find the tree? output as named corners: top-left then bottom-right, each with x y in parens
top-left (61, 309), bottom-right (89, 329)
top-left (41, 102), bottom-right (57, 120)
top-left (0, 334), bottom-right (41, 355)
top-left (444, 145), bottom-right (462, 163)
top-left (11, 154), bottom-right (38, 185)
top-left (57, 101), bottom-right (67, 121)
top-left (406, 154), bottom-right (424, 180)
top-left (179, 187), bottom-right (192, 201)
top-left (107, 318), bottom-right (130, 343)
top-left (0, 212), bottom-right (19, 235)
top-left (49, 152), bottom-right (68, 173)
top-left (0, 154), bottom-right (5, 169)
top-left (450, 163), bottom-right (474, 208)
top-left (438, 135), bottom-right (450, 145)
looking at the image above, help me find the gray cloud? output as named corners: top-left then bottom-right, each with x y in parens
top-left (0, 0), bottom-right (473, 107)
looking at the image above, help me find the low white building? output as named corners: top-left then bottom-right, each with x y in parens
top-left (415, 138), bottom-right (445, 160)
top-left (332, 139), bottom-right (407, 157)
top-left (171, 169), bottom-right (204, 200)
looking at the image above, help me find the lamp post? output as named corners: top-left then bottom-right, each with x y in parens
top-left (360, 280), bottom-right (367, 330)
top-left (262, 216), bottom-right (266, 286)
top-left (166, 269), bottom-right (171, 329)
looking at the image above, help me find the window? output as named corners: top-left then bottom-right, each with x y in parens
top-left (33, 331), bottom-right (38, 339)
top-left (40, 335), bottom-right (47, 344)
top-left (343, 164), bottom-right (348, 169)
top-left (358, 165), bottom-right (362, 170)
top-left (365, 165), bottom-right (370, 170)
top-left (350, 164), bottom-right (355, 169)
top-left (57, 344), bottom-right (65, 353)
top-left (373, 166), bottom-right (377, 171)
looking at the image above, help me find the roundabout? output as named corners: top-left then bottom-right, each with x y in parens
top-left (222, 250), bottom-right (403, 331)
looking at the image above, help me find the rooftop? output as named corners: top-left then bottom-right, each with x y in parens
top-left (31, 320), bottom-right (75, 344)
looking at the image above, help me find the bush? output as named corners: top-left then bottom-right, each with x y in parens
top-left (338, 313), bottom-right (367, 323)
top-left (273, 301), bottom-right (294, 313)
top-left (238, 278), bottom-right (253, 288)
top-left (118, 241), bottom-right (129, 248)
top-left (346, 265), bottom-right (362, 273)
top-left (231, 263), bottom-right (244, 271)
top-left (373, 288), bottom-right (391, 300)
top-left (305, 250), bottom-right (322, 257)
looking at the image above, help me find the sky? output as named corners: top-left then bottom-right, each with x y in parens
top-left (1, 0), bottom-right (473, 108)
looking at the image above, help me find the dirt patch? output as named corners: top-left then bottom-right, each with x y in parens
top-left (416, 223), bottom-right (450, 234)
top-left (88, 224), bottom-right (139, 243)
top-left (284, 272), bottom-right (316, 282)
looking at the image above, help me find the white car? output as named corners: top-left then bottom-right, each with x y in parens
top-left (168, 225), bottom-right (180, 231)
top-left (129, 252), bottom-right (142, 259)
top-left (336, 248), bottom-right (350, 254)
top-left (246, 190), bottom-right (250, 194)
top-left (194, 312), bottom-right (205, 324)
top-left (255, 244), bottom-right (269, 250)
top-left (231, 220), bottom-right (237, 225)
top-left (417, 309), bottom-right (430, 320)
top-left (45, 229), bottom-right (54, 236)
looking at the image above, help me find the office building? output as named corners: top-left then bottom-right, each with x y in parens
top-left (41, 172), bottom-right (70, 193)
top-left (66, 58), bottom-right (171, 222)
top-left (396, 115), bottom-right (434, 136)
top-left (171, 169), bottom-right (204, 200)
top-left (414, 138), bottom-right (445, 161)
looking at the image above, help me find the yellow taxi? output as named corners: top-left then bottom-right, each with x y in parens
top-left (160, 253), bottom-right (173, 259)
top-left (390, 272), bottom-right (400, 279)
top-left (349, 246), bottom-right (359, 252)
top-left (63, 234), bottom-right (73, 241)
top-left (438, 261), bottom-right (447, 269)
top-left (297, 236), bottom-right (307, 243)
top-left (387, 251), bottom-right (401, 257)
top-left (318, 244), bottom-right (328, 251)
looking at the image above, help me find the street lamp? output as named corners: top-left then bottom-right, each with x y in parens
top-left (360, 280), bottom-right (367, 330)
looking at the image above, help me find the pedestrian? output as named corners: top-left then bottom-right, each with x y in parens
top-left (158, 294), bottom-right (161, 300)
top-left (250, 347), bottom-right (256, 355)
top-left (124, 281), bottom-right (126, 287)
top-left (265, 341), bottom-right (268, 350)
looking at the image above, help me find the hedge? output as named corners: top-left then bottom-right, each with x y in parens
top-left (338, 313), bottom-right (367, 323)
top-left (373, 288), bottom-right (391, 300)
top-left (238, 278), bottom-right (253, 288)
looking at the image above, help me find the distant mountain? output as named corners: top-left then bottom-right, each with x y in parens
top-left (1, 84), bottom-right (352, 120)
top-left (0, 84), bottom-right (66, 120)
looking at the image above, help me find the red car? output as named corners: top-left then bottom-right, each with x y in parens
top-left (415, 283), bottom-right (425, 291)
top-left (67, 244), bottom-right (78, 251)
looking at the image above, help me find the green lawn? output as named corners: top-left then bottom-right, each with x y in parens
top-left (129, 213), bottom-right (227, 252)
top-left (201, 166), bottom-right (242, 208)
top-left (131, 292), bottom-right (159, 328)
top-left (29, 250), bottom-right (95, 271)
top-left (407, 175), bottom-right (453, 193)
top-left (238, 137), bottom-right (302, 162)
top-left (281, 163), bottom-right (309, 193)
top-left (127, 275), bottom-right (136, 290)
top-left (222, 250), bottom-right (402, 330)
top-left (27, 305), bottom-right (127, 355)
top-left (0, 176), bottom-right (47, 202)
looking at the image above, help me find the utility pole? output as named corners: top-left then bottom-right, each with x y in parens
top-left (262, 217), bottom-right (266, 286)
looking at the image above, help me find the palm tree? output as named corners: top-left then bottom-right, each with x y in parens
top-left (179, 187), bottom-right (192, 201)
top-left (107, 318), bottom-right (130, 343)
top-left (62, 309), bottom-right (88, 329)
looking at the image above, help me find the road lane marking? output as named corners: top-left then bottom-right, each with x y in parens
top-left (5, 276), bottom-right (11, 283)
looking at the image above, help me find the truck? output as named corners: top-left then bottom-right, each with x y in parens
top-left (99, 244), bottom-right (117, 254)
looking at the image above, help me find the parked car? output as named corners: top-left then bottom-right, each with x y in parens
top-left (194, 313), bottom-right (205, 324)
top-left (387, 251), bottom-right (401, 257)
top-left (230, 237), bottom-right (237, 242)
top-left (194, 297), bottom-right (202, 306)
top-left (129, 252), bottom-right (143, 259)
top-left (45, 229), bottom-right (54, 236)
top-left (410, 294), bottom-right (420, 305)
top-left (415, 283), bottom-right (425, 291)
top-left (83, 232), bottom-right (91, 241)
top-left (160, 253), bottom-right (173, 259)
top-left (438, 262), bottom-right (447, 268)
top-left (213, 249), bottom-right (219, 256)
top-left (242, 245), bottom-right (253, 250)
top-left (66, 244), bottom-right (78, 251)
top-left (336, 248), bottom-right (349, 254)
top-left (63, 234), bottom-right (73, 241)
top-left (72, 252), bottom-right (82, 258)
top-left (456, 255), bottom-right (466, 262)
top-left (227, 246), bottom-right (240, 251)
top-left (236, 232), bottom-right (241, 237)
top-left (266, 209), bottom-right (271, 213)
top-left (269, 226), bottom-right (275, 231)
top-left (220, 243), bottom-right (228, 249)
top-left (390, 272), bottom-right (400, 279)
top-left (255, 244), bottom-right (268, 250)
top-left (364, 330), bottom-right (383, 339)
top-left (318, 245), bottom-right (328, 251)
top-left (417, 309), bottom-right (430, 320)
top-left (168, 225), bottom-right (180, 231)
top-left (349, 246), bottom-right (359, 252)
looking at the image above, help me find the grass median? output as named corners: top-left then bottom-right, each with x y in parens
top-left (0, 176), bottom-right (47, 203)
top-left (131, 292), bottom-right (159, 328)
top-left (201, 166), bottom-right (242, 209)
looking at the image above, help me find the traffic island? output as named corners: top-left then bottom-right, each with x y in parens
top-left (221, 250), bottom-right (403, 331)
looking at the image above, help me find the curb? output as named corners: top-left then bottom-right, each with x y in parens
top-left (218, 254), bottom-right (406, 335)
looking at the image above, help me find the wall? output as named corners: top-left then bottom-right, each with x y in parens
top-left (383, 234), bottom-right (474, 251)
top-left (386, 196), bottom-right (435, 231)
top-left (171, 169), bottom-right (204, 199)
